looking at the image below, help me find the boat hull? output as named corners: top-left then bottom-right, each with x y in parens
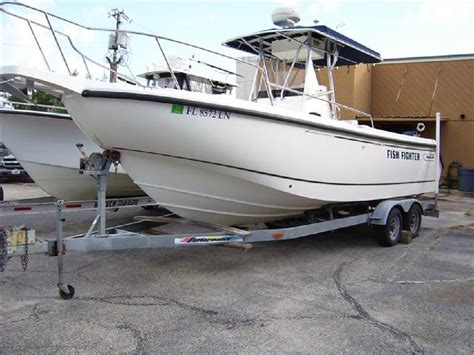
top-left (0, 110), bottom-right (143, 200)
top-left (63, 89), bottom-right (437, 224)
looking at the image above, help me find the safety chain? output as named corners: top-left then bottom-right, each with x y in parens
top-left (0, 228), bottom-right (8, 272)
top-left (21, 228), bottom-right (29, 271)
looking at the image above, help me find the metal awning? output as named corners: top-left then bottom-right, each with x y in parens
top-left (223, 25), bottom-right (382, 66)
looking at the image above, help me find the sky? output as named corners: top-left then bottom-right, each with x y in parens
top-left (1, 0), bottom-right (473, 80)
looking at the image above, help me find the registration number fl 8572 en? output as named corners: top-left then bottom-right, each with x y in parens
top-left (171, 104), bottom-right (231, 120)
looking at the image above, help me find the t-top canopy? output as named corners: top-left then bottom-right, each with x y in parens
top-left (223, 25), bottom-right (382, 66)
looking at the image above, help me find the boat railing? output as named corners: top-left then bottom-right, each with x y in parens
top-left (0, 4), bottom-right (144, 87)
top-left (0, 2), bottom-right (268, 90)
top-left (268, 83), bottom-right (373, 125)
top-left (0, 2), bottom-right (374, 126)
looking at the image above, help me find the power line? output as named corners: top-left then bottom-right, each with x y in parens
top-left (1, 42), bottom-right (105, 49)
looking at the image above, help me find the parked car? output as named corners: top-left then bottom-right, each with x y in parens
top-left (0, 144), bottom-right (31, 181)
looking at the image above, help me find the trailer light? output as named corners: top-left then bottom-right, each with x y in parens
top-left (272, 233), bottom-right (285, 239)
top-left (65, 204), bottom-right (82, 209)
top-left (14, 206), bottom-right (32, 212)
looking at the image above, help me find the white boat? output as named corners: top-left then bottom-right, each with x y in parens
top-left (0, 106), bottom-right (143, 200)
top-left (63, 88), bottom-right (436, 225)
top-left (0, 6), bottom-right (437, 224)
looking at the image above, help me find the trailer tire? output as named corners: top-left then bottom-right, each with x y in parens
top-left (403, 204), bottom-right (422, 238)
top-left (376, 208), bottom-right (403, 247)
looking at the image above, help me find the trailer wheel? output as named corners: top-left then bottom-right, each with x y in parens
top-left (403, 204), bottom-right (422, 237)
top-left (376, 208), bottom-right (403, 247)
top-left (59, 284), bottom-right (75, 300)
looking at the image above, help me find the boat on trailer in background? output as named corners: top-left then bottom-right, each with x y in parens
top-left (0, 4), bottom-right (437, 225)
top-left (0, 104), bottom-right (144, 201)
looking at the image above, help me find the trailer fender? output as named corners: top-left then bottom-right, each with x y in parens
top-left (370, 199), bottom-right (422, 225)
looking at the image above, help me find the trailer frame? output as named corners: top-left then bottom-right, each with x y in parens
top-left (1, 189), bottom-right (439, 299)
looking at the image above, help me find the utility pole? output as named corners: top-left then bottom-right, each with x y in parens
top-left (106, 9), bottom-right (130, 83)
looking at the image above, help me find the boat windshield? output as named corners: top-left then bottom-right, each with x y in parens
top-left (138, 56), bottom-right (236, 95)
top-left (141, 72), bottom-right (233, 95)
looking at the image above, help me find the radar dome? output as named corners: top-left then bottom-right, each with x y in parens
top-left (271, 7), bottom-right (301, 28)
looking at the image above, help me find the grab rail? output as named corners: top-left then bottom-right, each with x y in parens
top-left (268, 83), bottom-right (374, 126)
top-left (1, 1), bottom-right (374, 125)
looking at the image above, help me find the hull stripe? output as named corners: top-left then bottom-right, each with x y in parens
top-left (116, 146), bottom-right (436, 187)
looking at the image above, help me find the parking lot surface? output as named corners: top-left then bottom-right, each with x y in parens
top-left (1, 183), bottom-right (473, 353)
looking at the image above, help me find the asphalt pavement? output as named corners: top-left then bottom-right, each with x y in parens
top-left (0, 183), bottom-right (473, 353)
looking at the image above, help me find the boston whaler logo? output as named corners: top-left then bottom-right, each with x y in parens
top-left (423, 153), bottom-right (435, 161)
top-left (171, 104), bottom-right (231, 120)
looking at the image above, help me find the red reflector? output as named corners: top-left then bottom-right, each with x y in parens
top-left (14, 206), bottom-right (32, 212)
top-left (272, 233), bottom-right (285, 239)
top-left (66, 204), bottom-right (82, 209)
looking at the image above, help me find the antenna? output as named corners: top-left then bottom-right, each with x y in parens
top-left (106, 9), bottom-right (132, 83)
top-left (109, 8), bottom-right (130, 26)
top-left (271, 7), bottom-right (301, 28)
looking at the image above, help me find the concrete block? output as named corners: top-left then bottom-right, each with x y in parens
top-left (400, 230), bottom-right (413, 244)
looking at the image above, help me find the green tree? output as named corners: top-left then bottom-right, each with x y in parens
top-left (10, 91), bottom-right (67, 113)
top-left (31, 91), bottom-right (67, 113)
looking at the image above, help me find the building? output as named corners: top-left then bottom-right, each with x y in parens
top-left (237, 54), bottom-right (474, 179)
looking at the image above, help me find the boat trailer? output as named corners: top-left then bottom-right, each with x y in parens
top-left (0, 151), bottom-right (440, 299)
